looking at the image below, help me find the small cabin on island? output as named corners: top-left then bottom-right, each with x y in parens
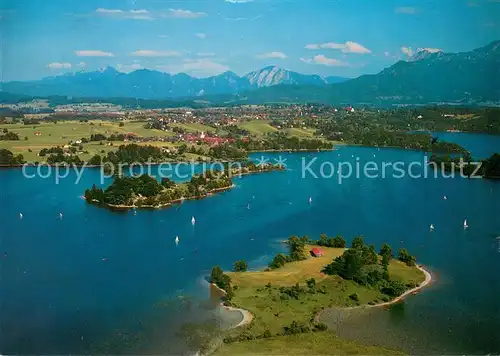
top-left (310, 247), bottom-right (324, 257)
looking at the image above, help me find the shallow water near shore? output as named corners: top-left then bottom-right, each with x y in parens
top-left (1, 134), bottom-right (500, 354)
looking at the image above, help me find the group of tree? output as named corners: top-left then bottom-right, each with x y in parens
top-left (0, 130), bottom-right (20, 141)
top-left (39, 147), bottom-right (64, 157)
top-left (234, 132), bottom-right (331, 152)
top-left (0, 149), bottom-right (24, 165)
top-left (208, 143), bottom-right (247, 160)
top-left (313, 233), bottom-right (347, 248)
top-left (89, 133), bottom-right (130, 142)
top-left (84, 171), bottom-right (233, 207)
top-left (210, 266), bottom-right (234, 300)
top-left (429, 152), bottom-right (500, 179)
top-left (268, 235), bottom-right (308, 269)
top-left (322, 236), bottom-right (417, 298)
top-left (84, 174), bottom-right (164, 206)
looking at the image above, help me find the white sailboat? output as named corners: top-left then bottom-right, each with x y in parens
top-left (59, 213), bottom-right (63, 219)
top-left (175, 236), bottom-right (179, 245)
top-left (308, 196), bottom-right (312, 204)
top-left (191, 216), bottom-right (196, 225)
top-left (463, 219), bottom-right (469, 229)
top-left (19, 213), bottom-right (23, 220)
top-left (443, 195), bottom-right (447, 200)
top-left (430, 224), bottom-right (434, 231)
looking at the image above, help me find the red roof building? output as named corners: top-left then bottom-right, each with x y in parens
top-left (310, 247), bottom-right (324, 257)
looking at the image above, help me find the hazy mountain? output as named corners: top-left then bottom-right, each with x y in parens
top-left (214, 40), bottom-right (500, 105)
top-left (1, 66), bottom-right (347, 99)
top-left (244, 66), bottom-right (332, 87)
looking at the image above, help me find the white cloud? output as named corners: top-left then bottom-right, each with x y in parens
top-left (131, 50), bottom-right (181, 57)
top-left (196, 33), bottom-right (207, 39)
top-left (96, 8), bottom-right (123, 14)
top-left (157, 59), bottom-right (229, 77)
top-left (225, 0), bottom-right (254, 2)
top-left (256, 51), bottom-right (287, 59)
top-left (164, 9), bottom-right (207, 18)
top-left (305, 41), bottom-right (371, 54)
top-left (197, 52), bottom-right (216, 57)
top-left (75, 50), bottom-right (114, 57)
top-left (159, 34), bottom-right (169, 38)
top-left (95, 8), bottom-right (153, 20)
top-left (117, 63), bottom-right (143, 73)
top-left (47, 62), bottom-right (72, 69)
top-left (395, 7), bottom-right (417, 14)
top-left (384, 51), bottom-right (391, 57)
top-left (76, 61), bottom-right (87, 68)
top-left (300, 55), bottom-right (349, 67)
top-left (401, 46), bottom-right (414, 57)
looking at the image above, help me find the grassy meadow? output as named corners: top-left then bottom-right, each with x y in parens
top-left (238, 120), bottom-right (278, 136)
top-left (0, 120), bottom-right (182, 162)
top-left (215, 245), bottom-right (424, 355)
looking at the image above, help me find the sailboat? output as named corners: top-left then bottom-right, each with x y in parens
top-left (19, 213), bottom-right (23, 220)
top-left (59, 213), bottom-right (63, 219)
top-left (443, 196), bottom-right (447, 200)
top-left (430, 224), bottom-right (435, 231)
top-left (175, 236), bottom-right (179, 245)
top-left (463, 219), bottom-right (469, 229)
top-left (191, 216), bottom-right (196, 225)
top-left (308, 196), bottom-right (312, 204)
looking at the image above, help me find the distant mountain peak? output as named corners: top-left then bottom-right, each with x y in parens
top-left (409, 48), bottom-right (444, 62)
top-left (98, 66), bottom-right (119, 74)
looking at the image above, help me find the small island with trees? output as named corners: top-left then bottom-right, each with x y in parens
top-left (208, 234), bottom-right (431, 355)
top-left (84, 161), bottom-right (285, 210)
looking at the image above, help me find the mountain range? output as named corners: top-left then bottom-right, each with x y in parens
top-left (1, 65), bottom-right (348, 99)
top-left (1, 40), bottom-right (499, 105)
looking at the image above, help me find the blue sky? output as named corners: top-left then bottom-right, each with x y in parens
top-left (1, 0), bottom-right (499, 81)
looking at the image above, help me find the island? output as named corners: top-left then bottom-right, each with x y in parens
top-left (208, 234), bottom-right (430, 355)
top-left (84, 161), bottom-right (285, 209)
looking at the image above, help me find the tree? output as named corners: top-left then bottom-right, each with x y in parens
top-left (398, 248), bottom-right (416, 267)
top-left (269, 253), bottom-right (288, 269)
top-left (233, 260), bottom-right (248, 272)
top-left (88, 154), bottom-right (102, 166)
top-left (351, 236), bottom-right (364, 249)
top-left (380, 243), bottom-right (393, 260)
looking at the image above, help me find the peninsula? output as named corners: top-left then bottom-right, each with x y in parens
top-left (84, 161), bottom-right (284, 210)
top-left (209, 234), bottom-right (430, 355)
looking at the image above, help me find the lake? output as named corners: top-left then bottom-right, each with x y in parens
top-left (1, 133), bottom-right (499, 354)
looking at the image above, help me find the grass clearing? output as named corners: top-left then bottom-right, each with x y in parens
top-left (282, 127), bottom-right (317, 138)
top-left (238, 120), bottom-right (278, 136)
top-left (170, 122), bottom-right (216, 133)
top-left (0, 120), bottom-right (179, 161)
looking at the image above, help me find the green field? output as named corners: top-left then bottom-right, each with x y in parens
top-left (282, 127), bottom-right (317, 138)
top-left (238, 120), bottom-right (278, 136)
top-left (215, 245), bottom-right (424, 355)
top-left (170, 122), bottom-right (216, 133)
top-left (0, 120), bottom-right (178, 162)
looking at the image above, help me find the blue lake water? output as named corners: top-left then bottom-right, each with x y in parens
top-left (1, 133), bottom-right (499, 354)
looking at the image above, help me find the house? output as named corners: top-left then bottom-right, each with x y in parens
top-left (310, 247), bottom-right (324, 257)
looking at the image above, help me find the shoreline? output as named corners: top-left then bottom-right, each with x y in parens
top-left (213, 264), bottom-right (432, 331)
top-left (314, 264), bottom-right (432, 322)
top-left (210, 283), bottom-right (254, 329)
top-left (89, 184), bottom-right (236, 210)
